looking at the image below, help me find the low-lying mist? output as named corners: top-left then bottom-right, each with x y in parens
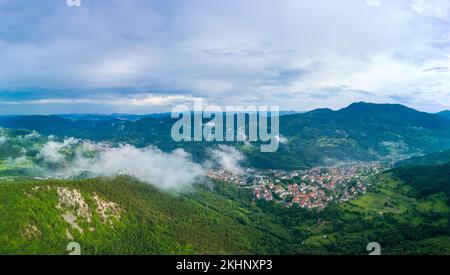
top-left (31, 138), bottom-right (246, 191)
top-left (206, 145), bottom-right (246, 175)
top-left (0, 128), bottom-right (248, 191)
top-left (35, 139), bottom-right (203, 191)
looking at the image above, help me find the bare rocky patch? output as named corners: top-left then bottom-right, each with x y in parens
top-left (61, 212), bottom-right (84, 234)
top-left (23, 224), bottom-right (41, 240)
top-left (93, 193), bottom-right (122, 226)
top-left (57, 187), bottom-right (92, 223)
top-left (55, 186), bottom-right (123, 238)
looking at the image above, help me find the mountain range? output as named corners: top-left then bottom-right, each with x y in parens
top-left (2, 102), bottom-right (450, 169)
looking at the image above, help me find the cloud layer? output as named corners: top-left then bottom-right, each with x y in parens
top-left (0, 0), bottom-right (450, 113)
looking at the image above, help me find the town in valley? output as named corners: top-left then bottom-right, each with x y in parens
top-left (207, 162), bottom-right (387, 210)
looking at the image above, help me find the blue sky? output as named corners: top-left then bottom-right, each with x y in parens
top-left (0, 0), bottom-right (449, 114)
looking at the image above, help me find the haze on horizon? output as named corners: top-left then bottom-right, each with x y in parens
top-left (0, 0), bottom-right (449, 115)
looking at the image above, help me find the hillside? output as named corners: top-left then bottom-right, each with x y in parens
top-left (437, 111), bottom-right (450, 120)
top-left (0, 176), bottom-right (289, 255)
top-left (391, 163), bottom-right (450, 197)
top-left (0, 115), bottom-right (127, 141)
top-left (276, 102), bottom-right (450, 167)
top-left (2, 102), bottom-right (450, 169)
top-left (395, 149), bottom-right (450, 167)
top-left (1, 172), bottom-right (450, 255)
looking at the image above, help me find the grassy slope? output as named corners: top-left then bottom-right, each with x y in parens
top-left (294, 173), bottom-right (450, 254)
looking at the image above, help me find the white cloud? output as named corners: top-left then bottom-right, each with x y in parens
top-left (69, 145), bottom-right (204, 191)
top-left (1, 94), bottom-right (194, 107)
top-left (6, 155), bottom-right (32, 166)
top-left (0, 0), bottom-right (450, 113)
top-left (411, 0), bottom-right (450, 18)
top-left (208, 145), bottom-right (245, 175)
top-left (38, 138), bottom-right (78, 163)
top-left (275, 134), bottom-right (288, 144)
top-left (37, 139), bottom-right (204, 191)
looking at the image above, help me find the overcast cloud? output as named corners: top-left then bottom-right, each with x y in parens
top-left (0, 0), bottom-right (449, 114)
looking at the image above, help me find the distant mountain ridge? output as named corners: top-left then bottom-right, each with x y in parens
top-left (437, 110), bottom-right (450, 120)
top-left (301, 102), bottom-right (450, 130)
top-left (58, 113), bottom-right (172, 121)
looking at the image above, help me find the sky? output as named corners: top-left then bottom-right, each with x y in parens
top-left (0, 0), bottom-right (449, 114)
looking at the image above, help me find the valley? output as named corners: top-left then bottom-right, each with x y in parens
top-left (2, 0), bottom-right (450, 260)
top-left (1, 102), bottom-right (450, 255)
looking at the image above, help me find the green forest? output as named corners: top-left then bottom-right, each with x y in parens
top-left (1, 170), bottom-right (449, 255)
